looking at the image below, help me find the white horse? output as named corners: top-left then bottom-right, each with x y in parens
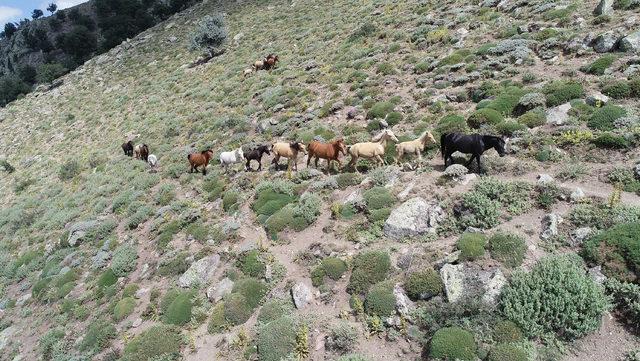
top-left (220, 147), bottom-right (245, 172)
top-left (148, 154), bottom-right (158, 168)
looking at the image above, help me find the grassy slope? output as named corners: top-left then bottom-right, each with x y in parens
top-left (0, 0), bottom-right (639, 359)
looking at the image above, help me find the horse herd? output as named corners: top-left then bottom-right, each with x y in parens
top-left (121, 129), bottom-right (507, 176)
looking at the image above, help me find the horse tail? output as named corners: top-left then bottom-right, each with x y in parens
top-left (440, 133), bottom-right (447, 160)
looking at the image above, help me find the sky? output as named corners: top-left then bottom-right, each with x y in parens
top-left (0, 0), bottom-right (88, 25)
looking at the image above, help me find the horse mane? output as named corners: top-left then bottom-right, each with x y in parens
top-left (290, 142), bottom-right (301, 151)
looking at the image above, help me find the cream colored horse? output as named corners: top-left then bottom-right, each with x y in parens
top-left (347, 129), bottom-right (399, 172)
top-left (395, 131), bottom-right (436, 164)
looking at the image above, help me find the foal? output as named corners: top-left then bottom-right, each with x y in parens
top-left (244, 144), bottom-right (271, 171)
top-left (307, 138), bottom-right (347, 172)
top-left (187, 149), bottom-right (214, 175)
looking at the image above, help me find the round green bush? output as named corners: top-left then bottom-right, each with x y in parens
top-left (80, 319), bottom-right (117, 353)
top-left (457, 233), bottom-right (487, 261)
top-left (336, 173), bottom-right (363, 189)
top-left (368, 208), bottom-right (391, 222)
top-left (429, 327), bottom-right (477, 361)
top-left (326, 322), bottom-right (359, 353)
top-left (223, 292), bottom-right (253, 326)
top-left (488, 343), bottom-right (528, 361)
top-left (257, 298), bottom-right (295, 324)
top-left (386, 111), bottom-right (403, 126)
top-left (404, 269), bottom-right (442, 300)
top-left (257, 316), bottom-right (298, 361)
top-left (592, 133), bottom-right (629, 149)
top-left (238, 250), bottom-right (266, 278)
top-left (583, 54), bottom-right (616, 75)
top-left (232, 277), bottom-right (267, 308)
top-left (111, 244), bottom-right (138, 277)
top-left (517, 110), bottom-right (546, 128)
top-left (207, 302), bottom-right (227, 334)
top-left (363, 187), bottom-right (395, 211)
top-left (587, 104), bottom-right (627, 131)
top-left (32, 278), bottom-right (52, 300)
top-left (543, 80), bottom-right (585, 107)
top-left (496, 120), bottom-right (526, 136)
top-left (582, 222), bottom-right (640, 282)
top-left (436, 114), bottom-right (469, 135)
top-left (223, 191), bottom-right (239, 212)
top-left (458, 192), bottom-right (501, 230)
top-left (122, 325), bottom-right (182, 361)
top-left (122, 284), bottom-right (139, 298)
top-left (493, 320), bottom-right (523, 343)
top-left (113, 297), bottom-right (136, 321)
top-left (162, 291), bottom-right (193, 326)
top-left (630, 77), bottom-right (640, 97)
top-left (489, 233), bottom-right (526, 268)
top-left (366, 101), bottom-right (394, 119)
top-left (500, 254), bottom-right (608, 340)
top-left (364, 282), bottom-right (396, 317)
top-left (602, 81), bottom-right (631, 99)
top-left (311, 266), bottom-right (326, 287)
top-left (347, 251), bottom-right (391, 294)
top-left (467, 108), bottom-right (504, 128)
top-left (322, 257), bottom-right (348, 280)
top-left (97, 268), bottom-right (117, 289)
top-left (486, 88), bottom-right (527, 116)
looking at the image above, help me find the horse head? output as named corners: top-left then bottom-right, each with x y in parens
top-left (296, 142), bottom-right (307, 154)
top-left (235, 147), bottom-right (245, 159)
top-left (334, 138), bottom-right (347, 155)
top-left (493, 136), bottom-right (507, 157)
top-left (422, 131), bottom-right (436, 145)
top-left (374, 129), bottom-right (399, 143)
top-left (260, 144), bottom-right (271, 155)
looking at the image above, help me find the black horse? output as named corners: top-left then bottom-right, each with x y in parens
top-left (244, 144), bottom-right (271, 171)
top-left (441, 133), bottom-right (506, 172)
top-left (121, 141), bottom-right (134, 157)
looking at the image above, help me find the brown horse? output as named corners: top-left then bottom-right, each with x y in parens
top-left (121, 141), bottom-right (134, 157)
top-left (188, 149), bottom-right (214, 175)
top-left (134, 144), bottom-right (149, 162)
top-left (307, 138), bottom-right (347, 172)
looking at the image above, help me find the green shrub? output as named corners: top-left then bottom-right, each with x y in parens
top-left (364, 281), bottom-right (396, 317)
top-left (592, 132), bottom-right (629, 149)
top-left (36, 62), bottom-right (68, 83)
top-left (429, 327), bottom-right (477, 361)
top-left (536, 183), bottom-right (561, 210)
top-left (376, 62), bottom-right (397, 76)
top-left (158, 252), bottom-right (189, 276)
top-left (322, 257), bottom-right (348, 280)
top-left (366, 101), bottom-right (395, 119)
top-left (436, 114), bottom-right (469, 135)
top-left (488, 233), bottom-right (526, 268)
top-left (223, 292), bottom-right (253, 325)
top-left (111, 244), bottom-right (138, 277)
top-left (326, 322), bottom-right (359, 353)
top-left (238, 250), bottom-right (266, 278)
top-left (97, 268), bottom-right (117, 289)
top-left (386, 111), bottom-right (403, 126)
top-left (114, 297), bottom-right (136, 321)
top-left (488, 343), bottom-right (528, 361)
top-left (253, 189), bottom-right (296, 218)
top-left (602, 81), bottom-right (631, 99)
top-left (207, 302), bottom-right (227, 334)
top-left (496, 120), bottom-right (526, 136)
top-left (493, 320), bottom-right (523, 343)
top-left (363, 187), bottom-right (395, 211)
top-left (518, 110), bottom-right (547, 128)
top-left (311, 266), bottom-right (326, 287)
top-left (582, 223), bottom-right (640, 282)
top-left (587, 104), bottom-right (626, 131)
top-left (543, 80), bottom-right (585, 107)
top-left (605, 278), bottom-right (640, 327)
top-left (223, 191), bottom-right (240, 212)
top-left (336, 173), bottom-right (363, 189)
top-left (203, 178), bottom-right (225, 200)
top-left (122, 284), bottom-right (139, 298)
top-left (486, 88), bottom-right (527, 116)
top-left (232, 278), bottom-right (267, 308)
top-left (458, 192), bottom-right (501, 229)
top-left (404, 269), bottom-right (442, 301)
top-left (467, 108), bottom-right (504, 128)
top-left (39, 329), bottom-right (65, 360)
top-left (256, 316), bottom-right (298, 361)
top-left (500, 254), bottom-right (608, 340)
top-left (190, 14), bottom-right (228, 55)
top-left (457, 233), bottom-right (487, 261)
top-left (583, 55), bottom-right (616, 75)
top-left (630, 77), bottom-right (640, 97)
top-left (162, 291), bottom-right (193, 326)
top-left (80, 319), bottom-right (116, 353)
top-left (258, 298), bottom-right (294, 324)
top-left (347, 251), bottom-right (391, 294)
top-left (58, 160), bottom-right (81, 180)
top-left (122, 325), bottom-right (182, 361)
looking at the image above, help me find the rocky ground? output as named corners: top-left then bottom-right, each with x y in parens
top-left (0, 0), bottom-right (640, 360)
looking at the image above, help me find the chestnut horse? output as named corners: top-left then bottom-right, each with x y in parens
top-left (188, 149), bottom-right (214, 175)
top-left (307, 138), bottom-right (347, 172)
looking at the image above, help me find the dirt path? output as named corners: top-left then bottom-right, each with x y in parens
top-left (564, 314), bottom-right (640, 361)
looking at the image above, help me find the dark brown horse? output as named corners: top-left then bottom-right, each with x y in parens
top-left (244, 144), bottom-right (271, 171)
top-left (134, 144), bottom-right (149, 162)
top-left (121, 141), bottom-right (134, 157)
top-left (264, 54), bottom-right (279, 70)
top-left (188, 149), bottom-right (214, 175)
top-left (441, 133), bottom-right (506, 172)
top-left (307, 138), bottom-right (347, 172)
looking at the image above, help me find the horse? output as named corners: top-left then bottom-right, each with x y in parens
top-left (121, 141), bottom-right (134, 157)
top-left (272, 142), bottom-right (307, 171)
top-left (188, 149), bottom-right (214, 175)
top-left (441, 133), bottom-right (507, 172)
top-left (134, 144), bottom-right (149, 162)
top-left (307, 138), bottom-right (347, 172)
top-left (148, 154), bottom-right (158, 168)
top-left (242, 68), bottom-right (253, 78)
top-left (347, 129), bottom-right (399, 172)
top-left (219, 147), bottom-right (245, 172)
top-left (395, 131), bottom-right (436, 164)
top-left (253, 54), bottom-right (279, 71)
top-left (244, 144), bottom-right (271, 171)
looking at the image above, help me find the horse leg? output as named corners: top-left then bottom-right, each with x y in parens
top-left (348, 155), bottom-right (358, 172)
top-left (203, 165), bottom-right (207, 176)
top-left (477, 155), bottom-right (482, 174)
top-left (376, 155), bottom-right (385, 167)
top-left (315, 157), bottom-right (319, 169)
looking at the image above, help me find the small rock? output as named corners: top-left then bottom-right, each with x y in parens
top-left (393, 284), bottom-right (415, 318)
top-left (346, 107), bottom-right (359, 119)
top-left (537, 174), bottom-right (554, 184)
top-left (132, 318), bottom-right (143, 328)
top-left (570, 227), bottom-right (593, 247)
top-left (592, 32), bottom-right (619, 53)
top-left (570, 187), bottom-right (585, 202)
top-left (66, 220), bottom-right (99, 247)
top-left (541, 213), bottom-right (563, 240)
top-left (586, 92), bottom-right (610, 107)
top-left (545, 103), bottom-right (571, 126)
top-left (383, 197), bottom-right (445, 239)
top-left (594, 0), bottom-right (614, 16)
top-left (291, 283), bottom-right (313, 309)
top-left (134, 288), bottom-right (148, 299)
top-left (443, 164), bottom-right (468, 180)
top-left (178, 254), bottom-right (220, 288)
top-left (619, 31), bottom-right (640, 53)
top-left (206, 278), bottom-right (234, 302)
top-left (589, 266), bottom-right (607, 285)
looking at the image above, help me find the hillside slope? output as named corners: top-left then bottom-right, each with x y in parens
top-left (1, 0), bottom-right (640, 360)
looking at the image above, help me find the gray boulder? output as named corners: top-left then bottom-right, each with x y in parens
top-left (91, 250), bottom-right (111, 269)
top-left (589, 266), bottom-right (607, 285)
top-left (440, 264), bottom-right (506, 306)
top-left (570, 227), bottom-right (593, 247)
top-left (594, 0), bottom-right (614, 15)
top-left (393, 284), bottom-right (415, 318)
top-left (0, 326), bottom-right (15, 352)
top-left (634, 161), bottom-right (640, 179)
top-left (383, 197), bottom-right (445, 239)
top-left (66, 220), bottom-right (99, 246)
top-left (291, 282), bottom-right (313, 309)
top-left (619, 31), bottom-right (640, 53)
top-left (546, 103), bottom-right (571, 126)
top-left (206, 278), bottom-right (234, 302)
top-left (541, 213), bottom-right (563, 240)
top-left (178, 254), bottom-right (220, 288)
top-left (592, 32), bottom-right (618, 53)
top-left (570, 187), bottom-right (585, 202)
top-left (443, 164), bottom-right (468, 179)
top-left (586, 92), bottom-right (609, 107)
top-left (516, 92), bottom-right (545, 115)
top-left (537, 174), bottom-right (554, 184)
